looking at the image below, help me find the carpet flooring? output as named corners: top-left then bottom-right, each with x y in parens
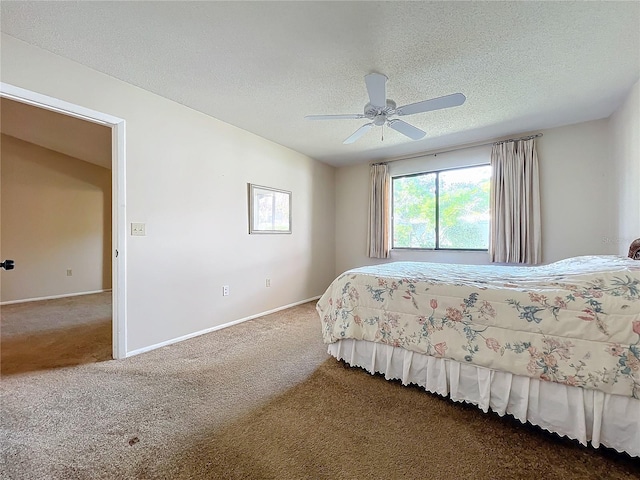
top-left (1, 295), bottom-right (639, 479)
top-left (1, 292), bottom-right (112, 375)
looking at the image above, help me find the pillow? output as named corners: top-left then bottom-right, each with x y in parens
top-left (629, 238), bottom-right (640, 260)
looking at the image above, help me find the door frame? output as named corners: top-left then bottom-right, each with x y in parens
top-left (0, 82), bottom-right (127, 359)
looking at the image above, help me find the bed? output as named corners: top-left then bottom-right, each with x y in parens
top-left (316, 253), bottom-right (640, 457)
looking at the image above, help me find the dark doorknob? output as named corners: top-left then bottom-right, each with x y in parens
top-left (1, 260), bottom-right (15, 270)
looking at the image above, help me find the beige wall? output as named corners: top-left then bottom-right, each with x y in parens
top-left (0, 97), bottom-right (112, 169)
top-left (609, 79), bottom-right (640, 254)
top-left (1, 134), bottom-right (112, 302)
top-left (335, 118), bottom-right (618, 274)
top-left (0, 34), bottom-right (336, 353)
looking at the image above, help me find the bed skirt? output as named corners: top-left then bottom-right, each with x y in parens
top-left (328, 339), bottom-right (639, 458)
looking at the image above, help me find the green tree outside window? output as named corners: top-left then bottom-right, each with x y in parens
top-left (392, 165), bottom-right (490, 250)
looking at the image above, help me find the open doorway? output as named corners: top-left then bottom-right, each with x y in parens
top-left (0, 83), bottom-right (126, 365)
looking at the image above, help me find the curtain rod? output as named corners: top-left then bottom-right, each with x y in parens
top-left (493, 133), bottom-right (542, 145)
top-left (373, 133), bottom-right (543, 165)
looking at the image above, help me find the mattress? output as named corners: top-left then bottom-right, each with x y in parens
top-left (317, 256), bottom-right (640, 398)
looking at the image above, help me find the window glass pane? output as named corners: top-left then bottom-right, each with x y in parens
top-left (392, 173), bottom-right (436, 248)
top-left (438, 165), bottom-right (490, 249)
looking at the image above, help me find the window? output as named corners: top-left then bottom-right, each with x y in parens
top-left (392, 164), bottom-right (490, 250)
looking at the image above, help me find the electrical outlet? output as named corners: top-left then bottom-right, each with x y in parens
top-left (222, 285), bottom-right (229, 296)
top-left (265, 279), bottom-right (271, 287)
top-left (66, 269), bottom-right (72, 277)
top-left (131, 223), bottom-right (146, 236)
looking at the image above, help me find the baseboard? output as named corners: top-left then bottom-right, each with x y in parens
top-left (0, 289), bottom-right (113, 306)
top-left (126, 295), bottom-right (321, 358)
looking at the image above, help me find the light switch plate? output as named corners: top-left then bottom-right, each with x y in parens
top-left (131, 223), bottom-right (146, 236)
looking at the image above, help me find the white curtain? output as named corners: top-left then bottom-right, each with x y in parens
top-left (367, 163), bottom-right (390, 258)
top-left (490, 138), bottom-right (541, 264)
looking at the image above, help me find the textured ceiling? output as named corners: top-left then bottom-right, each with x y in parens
top-left (1, 1), bottom-right (639, 167)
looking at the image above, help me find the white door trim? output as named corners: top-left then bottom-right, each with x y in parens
top-left (0, 82), bottom-right (127, 359)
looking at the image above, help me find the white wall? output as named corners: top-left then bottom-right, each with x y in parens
top-left (335, 118), bottom-right (617, 274)
top-left (1, 135), bottom-right (111, 302)
top-left (609, 79), bottom-right (640, 254)
top-left (0, 34), bottom-right (336, 353)
top-left (537, 119), bottom-right (616, 260)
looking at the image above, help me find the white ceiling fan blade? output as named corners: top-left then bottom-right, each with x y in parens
top-left (387, 119), bottom-right (426, 140)
top-left (396, 93), bottom-right (466, 116)
top-left (343, 123), bottom-right (374, 144)
top-left (305, 114), bottom-right (365, 120)
top-left (364, 73), bottom-right (388, 109)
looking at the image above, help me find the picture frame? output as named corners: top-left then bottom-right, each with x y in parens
top-left (248, 184), bottom-right (292, 234)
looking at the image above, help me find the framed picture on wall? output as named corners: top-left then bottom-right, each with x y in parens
top-left (248, 184), bottom-right (292, 234)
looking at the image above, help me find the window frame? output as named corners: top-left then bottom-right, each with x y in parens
top-left (391, 163), bottom-right (491, 251)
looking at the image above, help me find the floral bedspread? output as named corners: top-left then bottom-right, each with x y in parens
top-left (316, 256), bottom-right (640, 398)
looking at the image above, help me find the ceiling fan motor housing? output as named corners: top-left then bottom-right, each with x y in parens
top-left (365, 99), bottom-right (397, 126)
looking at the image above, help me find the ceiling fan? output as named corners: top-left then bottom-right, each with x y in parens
top-left (305, 73), bottom-right (466, 144)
